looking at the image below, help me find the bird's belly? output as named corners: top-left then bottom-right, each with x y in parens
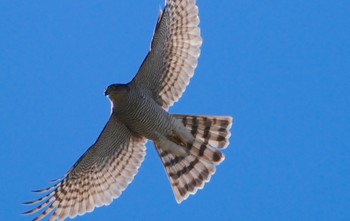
top-left (118, 98), bottom-right (174, 141)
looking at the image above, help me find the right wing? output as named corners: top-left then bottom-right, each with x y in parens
top-left (24, 114), bottom-right (147, 221)
top-left (131, 0), bottom-right (202, 110)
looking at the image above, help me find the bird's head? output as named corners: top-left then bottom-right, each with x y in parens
top-left (104, 84), bottom-right (130, 102)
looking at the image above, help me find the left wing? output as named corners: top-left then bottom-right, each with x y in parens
top-left (130, 0), bottom-right (202, 110)
top-left (23, 114), bottom-right (147, 220)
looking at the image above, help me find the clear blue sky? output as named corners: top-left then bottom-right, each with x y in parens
top-left (1, 0), bottom-right (349, 220)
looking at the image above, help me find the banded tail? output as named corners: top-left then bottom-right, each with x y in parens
top-left (154, 115), bottom-right (232, 203)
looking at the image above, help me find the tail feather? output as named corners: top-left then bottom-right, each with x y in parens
top-left (175, 114), bottom-right (232, 149)
top-left (154, 115), bottom-right (232, 203)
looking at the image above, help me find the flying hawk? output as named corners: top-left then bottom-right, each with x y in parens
top-left (24, 0), bottom-right (232, 220)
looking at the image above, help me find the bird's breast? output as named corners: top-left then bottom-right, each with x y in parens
top-left (114, 92), bottom-right (174, 140)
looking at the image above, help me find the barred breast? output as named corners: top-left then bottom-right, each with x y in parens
top-left (112, 83), bottom-right (176, 141)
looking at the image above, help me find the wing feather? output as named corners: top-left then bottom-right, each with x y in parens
top-left (24, 114), bottom-right (147, 220)
top-left (131, 0), bottom-right (202, 110)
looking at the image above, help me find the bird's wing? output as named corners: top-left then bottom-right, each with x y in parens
top-left (130, 0), bottom-right (202, 110)
top-left (23, 114), bottom-right (147, 221)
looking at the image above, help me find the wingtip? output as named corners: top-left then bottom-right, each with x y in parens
top-left (32, 189), bottom-right (42, 193)
top-left (21, 208), bottom-right (35, 215)
top-left (22, 200), bottom-right (34, 205)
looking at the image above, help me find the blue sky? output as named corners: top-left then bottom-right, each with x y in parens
top-left (1, 0), bottom-right (349, 220)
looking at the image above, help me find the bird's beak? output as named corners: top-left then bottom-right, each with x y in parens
top-left (104, 88), bottom-right (109, 96)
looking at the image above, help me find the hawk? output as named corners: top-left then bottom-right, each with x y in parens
top-left (24, 0), bottom-right (233, 220)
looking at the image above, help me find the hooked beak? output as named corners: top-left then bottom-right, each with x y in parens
top-left (104, 88), bottom-right (109, 96)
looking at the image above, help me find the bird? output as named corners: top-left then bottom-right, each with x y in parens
top-left (23, 0), bottom-right (233, 220)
